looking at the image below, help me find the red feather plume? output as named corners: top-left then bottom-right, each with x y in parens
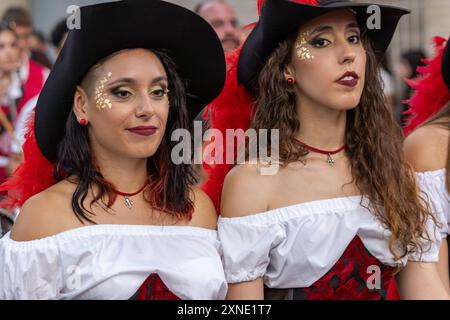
top-left (201, 47), bottom-right (254, 212)
top-left (404, 37), bottom-right (450, 137)
top-left (0, 112), bottom-right (56, 209)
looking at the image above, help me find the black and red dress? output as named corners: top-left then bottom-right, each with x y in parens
top-left (218, 196), bottom-right (441, 300)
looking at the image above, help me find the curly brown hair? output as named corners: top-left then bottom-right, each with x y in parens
top-left (250, 31), bottom-right (435, 264)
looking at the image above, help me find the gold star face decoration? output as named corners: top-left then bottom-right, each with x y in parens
top-left (296, 31), bottom-right (315, 61)
top-left (95, 72), bottom-right (112, 110)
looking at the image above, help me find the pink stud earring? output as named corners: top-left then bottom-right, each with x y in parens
top-left (79, 118), bottom-right (88, 126)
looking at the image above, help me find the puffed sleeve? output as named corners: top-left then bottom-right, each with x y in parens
top-left (217, 215), bottom-right (284, 284)
top-left (406, 217), bottom-right (443, 263)
top-left (403, 171), bottom-right (449, 263)
top-left (0, 232), bottom-right (64, 300)
top-left (417, 171), bottom-right (450, 236)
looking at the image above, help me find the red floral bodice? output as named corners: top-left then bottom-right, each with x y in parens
top-left (130, 273), bottom-right (181, 300)
top-left (265, 236), bottom-right (396, 300)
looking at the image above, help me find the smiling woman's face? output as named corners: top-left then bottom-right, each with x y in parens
top-left (73, 48), bottom-right (170, 161)
top-left (285, 9), bottom-right (367, 111)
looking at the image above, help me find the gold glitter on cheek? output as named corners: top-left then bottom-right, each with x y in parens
top-left (296, 31), bottom-right (315, 61)
top-left (165, 90), bottom-right (170, 105)
top-left (95, 72), bottom-right (112, 110)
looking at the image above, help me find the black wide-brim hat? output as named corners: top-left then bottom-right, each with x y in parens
top-left (443, 37), bottom-right (450, 90)
top-left (35, 0), bottom-right (225, 162)
top-left (238, 0), bottom-right (410, 90)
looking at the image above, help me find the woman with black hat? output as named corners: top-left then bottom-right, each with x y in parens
top-left (203, 0), bottom-right (449, 299)
top-left (403, 36), bottom-right (450, 293)
top-left (0, 0), bottom-right (227, 299)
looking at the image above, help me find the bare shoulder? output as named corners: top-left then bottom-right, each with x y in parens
top-left (220, 162), bottom-right (272, 218)
top-left (188, 187), bottom-right (218, 230)
top-left (404, 124), bottom-right (449, 172)
top-left (10, 180), bottom-right (81, 241)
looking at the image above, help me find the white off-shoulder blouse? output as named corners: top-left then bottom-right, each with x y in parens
top-left (416, 168), bottom-right (450, 236)
top-left (0, 224), bottom-right (227, 300)
top-left (218, 196), bottom-right (441, 289)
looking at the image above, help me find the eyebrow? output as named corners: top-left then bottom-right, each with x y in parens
top-left (107, 76), bottom-right (168, 87)
top-left (310, 22), bottom-right (360, 35)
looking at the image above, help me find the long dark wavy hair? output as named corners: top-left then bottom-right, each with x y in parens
top-left (54, 49), bottom-right (197, 224)
top-left (250, 30), bottom-right (436, 263)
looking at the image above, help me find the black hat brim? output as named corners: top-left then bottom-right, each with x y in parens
top-left (238, 0), bottom-right (410, 90)
top-left (443, 38), bottom-right (450, 90)
top-left (35, 0), bottom-right (225, 162)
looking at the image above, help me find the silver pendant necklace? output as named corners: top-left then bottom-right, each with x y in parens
top-left (112, 180), bottom-right (150, 209)
top-left (294, 139), bottom-right (346, 167)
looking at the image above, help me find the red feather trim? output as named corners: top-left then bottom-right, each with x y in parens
top-left (201, 47), bottom-right (254, 213)
top-left (404, 37), bottom-right (450, 137)
top-left (0, 111), bottom-right (56, 209)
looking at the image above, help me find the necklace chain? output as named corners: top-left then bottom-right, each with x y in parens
top-left (294, 139), bottom-right (346, 167)
top-left (110, 180), bottom-right (150, 209)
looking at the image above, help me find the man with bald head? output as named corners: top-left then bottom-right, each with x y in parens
top-left (195, 0), bottom-right (242, 53)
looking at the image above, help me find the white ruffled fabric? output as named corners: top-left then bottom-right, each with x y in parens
top-left (416, 169), bottom-right (450, 236)
top-left (218, 196), bottom-right (441, 288)
top-left (0, 224), bottom-right (227, 300)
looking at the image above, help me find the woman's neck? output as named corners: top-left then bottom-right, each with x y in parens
top-left (91, 149), bottom-right (149, 193)
top-left (295, 101), bottom-right (347, 150)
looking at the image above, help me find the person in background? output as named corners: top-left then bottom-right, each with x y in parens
top-left (403, 36), bottom-right (450, 293)
top-left (50, 19), bottom-right (68, 59)
top-left (0, 22), bottom-right (21, 184)
top-left (2, 7), bottom-right (49, 117)
top-left (7, 20), bottom-right (70, 178)
top-left (398, 49), bottom-right (427, 126)
top-left (195, 0), bottom-right (242, 53)
top-left (29, 30), bottom-right (53, 69)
